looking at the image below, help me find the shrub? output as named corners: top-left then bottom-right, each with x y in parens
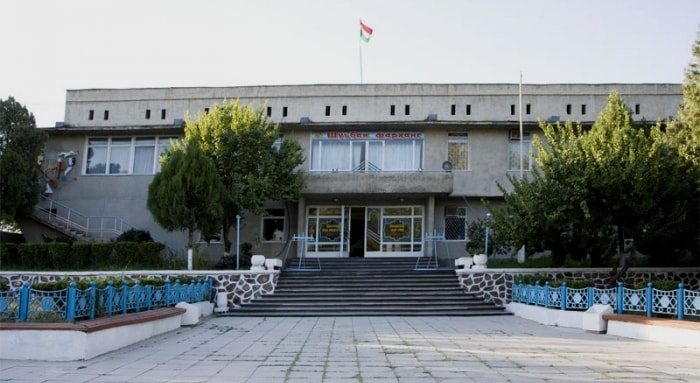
top-left (138, 241), bottom-right (166, 267)
top-left (91, 242), bottom-right (114, 268)
top-left (69, 242), bottom-right (92, 270)
top-left (0, 243), bottom-right (19, 268)
top-left (47, 242), bottom-right (70, 270)
top-left (114, 241), bottom-right (139, 268)
top-left (116, 229), bottom-right (153, 243)
top-left (18, 243), bottom-right (48, 270)
top-left (635, 280), bottom-right (681, 290)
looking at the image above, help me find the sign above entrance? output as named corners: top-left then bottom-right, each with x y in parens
top-left (320, 131), bottom-right (423, 140)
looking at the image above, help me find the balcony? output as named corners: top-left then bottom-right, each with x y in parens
top-left (302, 170), bottom-right (453, 196)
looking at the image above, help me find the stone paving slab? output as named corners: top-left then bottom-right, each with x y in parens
top-left (1, 315), bottom-right (699, 382)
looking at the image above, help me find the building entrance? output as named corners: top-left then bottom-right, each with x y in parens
top-left (305, 205), bottom-right (423, 258)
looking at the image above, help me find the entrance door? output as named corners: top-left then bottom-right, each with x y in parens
top-left (349, 207), bottom-right (366, 257)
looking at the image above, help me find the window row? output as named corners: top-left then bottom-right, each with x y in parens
top-left (85, 136), bottom-right (179, 175)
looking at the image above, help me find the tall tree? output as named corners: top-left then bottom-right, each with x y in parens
top-left (185, 101), bottom-right (304, 253)
top-left (0, 97), bottom-right (47, 223)
top-left (494, 91), bottom-right (695, 267)
top-left (147, 135), bottom-right (225, 250)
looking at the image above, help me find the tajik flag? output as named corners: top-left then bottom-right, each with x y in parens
top-left (360, 20), bottom-right (373, 42)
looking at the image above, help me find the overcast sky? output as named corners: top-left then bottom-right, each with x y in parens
top-left (2, 0), bottom-right (699, 127)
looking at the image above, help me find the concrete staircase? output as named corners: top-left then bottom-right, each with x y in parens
top-left (223, 257), bottom-right (511, 317)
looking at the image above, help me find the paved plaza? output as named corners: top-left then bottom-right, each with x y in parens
top-left (1, 315), bottom-right (699, 382)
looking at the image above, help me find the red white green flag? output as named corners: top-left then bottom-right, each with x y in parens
top-left (360, 20), bottom-right (373, 42)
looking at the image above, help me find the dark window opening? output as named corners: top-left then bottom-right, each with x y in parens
top-left (103, 110), bottom-right (109, 120)
top-left (581, 104), bottom-right (587, 115)
top-left (161, 109), bottom-right (166, 120)
top-left (526, 104), bottom-right (531, 115)
top-left (510, 104), bottom-right (516, 115)
top-left (466, 104), bottom-right (471, 115)
top-left (325, 106), bottom-right (331, 116)
top-left (267, 106), bottom-right (272, 117)
top-left (88, 110), bottom-right (94, 120)
top-left (282, 106), bottom-right (288, 117)
top-left (145, 109), bottom-right (151, 119)
top-left (635, 104), bottom-right (640, 115)
top-left (405, 104), bottom-right (410, 115)
top-left (342, 105), bottom-right (347, 116)
top-left (390, 105), bottom-right (395, 115)
top-left (204, 108), bottom-right (209, 114)
top-left (451, 104), bottom-right (456, 115)
top-left (566, 104), bottom-right (572, 115)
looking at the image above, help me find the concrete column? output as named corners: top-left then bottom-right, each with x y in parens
top-left (425, 196), bottom-right (435, 257)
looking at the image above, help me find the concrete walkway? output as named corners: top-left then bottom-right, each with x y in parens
top-left (1, 315), bottom-right (699, 382)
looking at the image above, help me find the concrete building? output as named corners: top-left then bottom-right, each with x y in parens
top-left (23, 83), bottom-right (682, 264)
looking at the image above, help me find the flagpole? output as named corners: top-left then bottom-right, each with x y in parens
top-left (519, 72), bottom-right (524, 178)
top-left (359, 37), bottom-right (364, 84)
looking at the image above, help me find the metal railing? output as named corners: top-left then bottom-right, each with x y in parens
top-left (511, 281), bottom-right (700, 321)
top-left (0, 279), bottom-right (212, 323)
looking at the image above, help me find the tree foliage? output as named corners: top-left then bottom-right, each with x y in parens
top-left (0, 97), bottom-right (47, 222)
top-left (494, 91), bottom-right (696, 267)
top-left (184, 101), bottom-right (305, 252)
top-left (147, 135), bottom-right (225, 249)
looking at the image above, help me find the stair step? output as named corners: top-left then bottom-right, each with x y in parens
top-left (221, 257), bottom-right (510, 317)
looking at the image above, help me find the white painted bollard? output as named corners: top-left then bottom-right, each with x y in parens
top-left (214, 292), bottom-right (229, 313)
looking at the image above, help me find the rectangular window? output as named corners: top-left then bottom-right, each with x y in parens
top-left (309, 131), bottom-right (423, 172)
top-left (510, 104), bottom-right (516, 115)
top-left (282, 106), bottom-right (288, 117)
top-left (161, 109), bottom-right (167, 120)
top-left (103, 110), bottom-right (109, 121)
top-left (325, 106), bottom-right (331, 116)
top-left (508, 131), bottom-right (532, 171)
top-left (204, 108), bottom-right (210, 114)
top-left (85, 136), bottom-right (179, 175)
top-left (390, 105), bottom-right (395, 116)
top-left (566, 104), bottom-right (572, 115)
top-left (581, 104), bottom-right (587, 115)
top-left (342, 105), bottom-right (347, 116)
top-left (405, 105), bottom-right (410, 115)
top-left (450, 104), bottom-right (456, 115)
top-left (88, 110), bottom-right (94, 120)
top-left (447, 133), bottom-right (469, 170)
top-left (466, 104), bottom-right (471, 115)
top-left (526, 104), bottom-right (531, 115)
top-left (133, 137), bottom-right (156, 174)
top-left (635, 104), bottom-right (640, 115)
top-left (262, 209), bottom-right (286, 242)
top-left (267, 106), bottom-right (272, 117)
top-left (444, 207), bottom-right (467, 240)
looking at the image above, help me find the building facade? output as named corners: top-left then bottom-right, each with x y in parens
top-left (24, 83), bottom-right (682, 263)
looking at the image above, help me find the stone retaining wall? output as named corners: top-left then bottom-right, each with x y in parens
top-left (458, 268), bottom-right (700, 306)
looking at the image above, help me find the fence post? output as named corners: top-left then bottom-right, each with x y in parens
top-left (617, 282), bottom-right (624, 315)
top-left (121, 280), bottom-right (128, 314)
top-left (544, 281), bottom-right (550, 308)
top-left (89, 281), bottom-right (97, 320)
top-left (678, 283), bottom-right (685, 321)
top-left (587, 286), bottom-right (594, 309)
top-left (560, 282), bottom-right (567, 311)
top-left (646, 282), bottom-right (653, 318)
top-left (146, 284), bottom-right (153, 311)
top-left (134, 280), bottom-right (141, 313)
top-left (66, 282), bottom-right (77, 323)
top-left (175, 279), bottom-right (181, 304)
top-left (518, 281), bottom-right (524, 303)
top-left (106, 280), bottom-right (114, 316)
top-left (19, 282), bottom-right (30, 323)
top-left (165, 279), bottom-right (171, 306)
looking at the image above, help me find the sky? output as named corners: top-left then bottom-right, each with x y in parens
top-left (2, 0), bottom-right (699, 127)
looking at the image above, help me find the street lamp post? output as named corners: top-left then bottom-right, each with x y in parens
top-left (484, 213), bottom-right (491, 256)
top-left (236, 214), bottom-right (241, 270)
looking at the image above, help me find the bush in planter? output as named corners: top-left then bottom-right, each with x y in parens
top-left (114, 241), bottom-right (139, 268)
top-left (0, 243), bottom-right (19, 268)
top-left (47, 242), bottom-right (70, 270)
top-left (91, 242), bottom-right (114, 269)
top-left (17, 243), bottom-right (47, 270)
top-left (116, 229), bottom-right (153, 243)
top-left (69, 242), bottom-right (91, 270)
top-left (138, 241), bottom-right (166, 268)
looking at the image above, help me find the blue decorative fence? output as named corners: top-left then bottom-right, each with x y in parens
top-left (511, 281), bottom-right (700, 321)
top-left (0, 279), bottom-right (213, 323)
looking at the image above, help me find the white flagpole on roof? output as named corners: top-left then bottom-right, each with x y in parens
top-left (519, 72), bottom-right (524, 178)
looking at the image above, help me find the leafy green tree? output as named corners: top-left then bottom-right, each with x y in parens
top-left (0, 97), bottom-right (47, 224)
top-left (667, 29), bottom-right (700, 261)
top-left (185, 101), bottom-right (304, 253)
top-left (147, 135), bottom-right (225, 250)
top-left (494, 91), bottom-right (695, 267)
